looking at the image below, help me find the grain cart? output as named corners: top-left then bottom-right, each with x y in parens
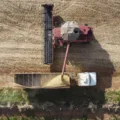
top-left (15, 4), bottom-right (96, 88)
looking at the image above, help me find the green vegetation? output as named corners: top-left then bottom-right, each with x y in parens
top-left (0, 116), bottom-right (43, 120)
top-left (0, 88), bottom-right (29, 105)
top-left (0, 89), bottom-right (120, 119)
top-left (110, 118), bottom-right (120, 120)
top-left (1, 115), bottom-right (120, 120)
top-left (105, 90), bottom-right (120, 104)
top-left (0, 116), bottom-right (87, 120)
top-left (110, 117), bottom-right (120, 120)
top-left (0, 88), bottom-right (120, 110)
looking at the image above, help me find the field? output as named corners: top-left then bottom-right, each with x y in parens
top-left (0, 0), bottom-right (120, 89)
top-left (0, 0), bottom-right (120, 119)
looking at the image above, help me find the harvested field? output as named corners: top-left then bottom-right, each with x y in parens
top-left (0, 0), bottom-right (120, 90)
top-left (0, 0), bottom-right (120, 119)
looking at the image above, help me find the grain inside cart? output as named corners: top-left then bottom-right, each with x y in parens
top-left (15, 4), bottom-right (96, 88)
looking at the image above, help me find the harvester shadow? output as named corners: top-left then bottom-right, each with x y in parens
top-left (25, 13), bottom-right (115, 119)
top-left (53, 15), bottom-right (65, 27)
top-left (24, 37), bottom-right (115, 119)
top-left (23, 35), bottom-right (115, 119)
top-left (49, 37), bottom-right (115, 119)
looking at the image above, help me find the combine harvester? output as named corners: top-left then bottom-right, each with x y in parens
top-left (15, 4), bottom-right (96, 88)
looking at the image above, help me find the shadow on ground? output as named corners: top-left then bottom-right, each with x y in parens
top-left (24, 17), bottom-right (115, 119)
top-left (24, 38), bottom-right (115, 119)
top-left (53, 15), bottom-right (65, 27)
